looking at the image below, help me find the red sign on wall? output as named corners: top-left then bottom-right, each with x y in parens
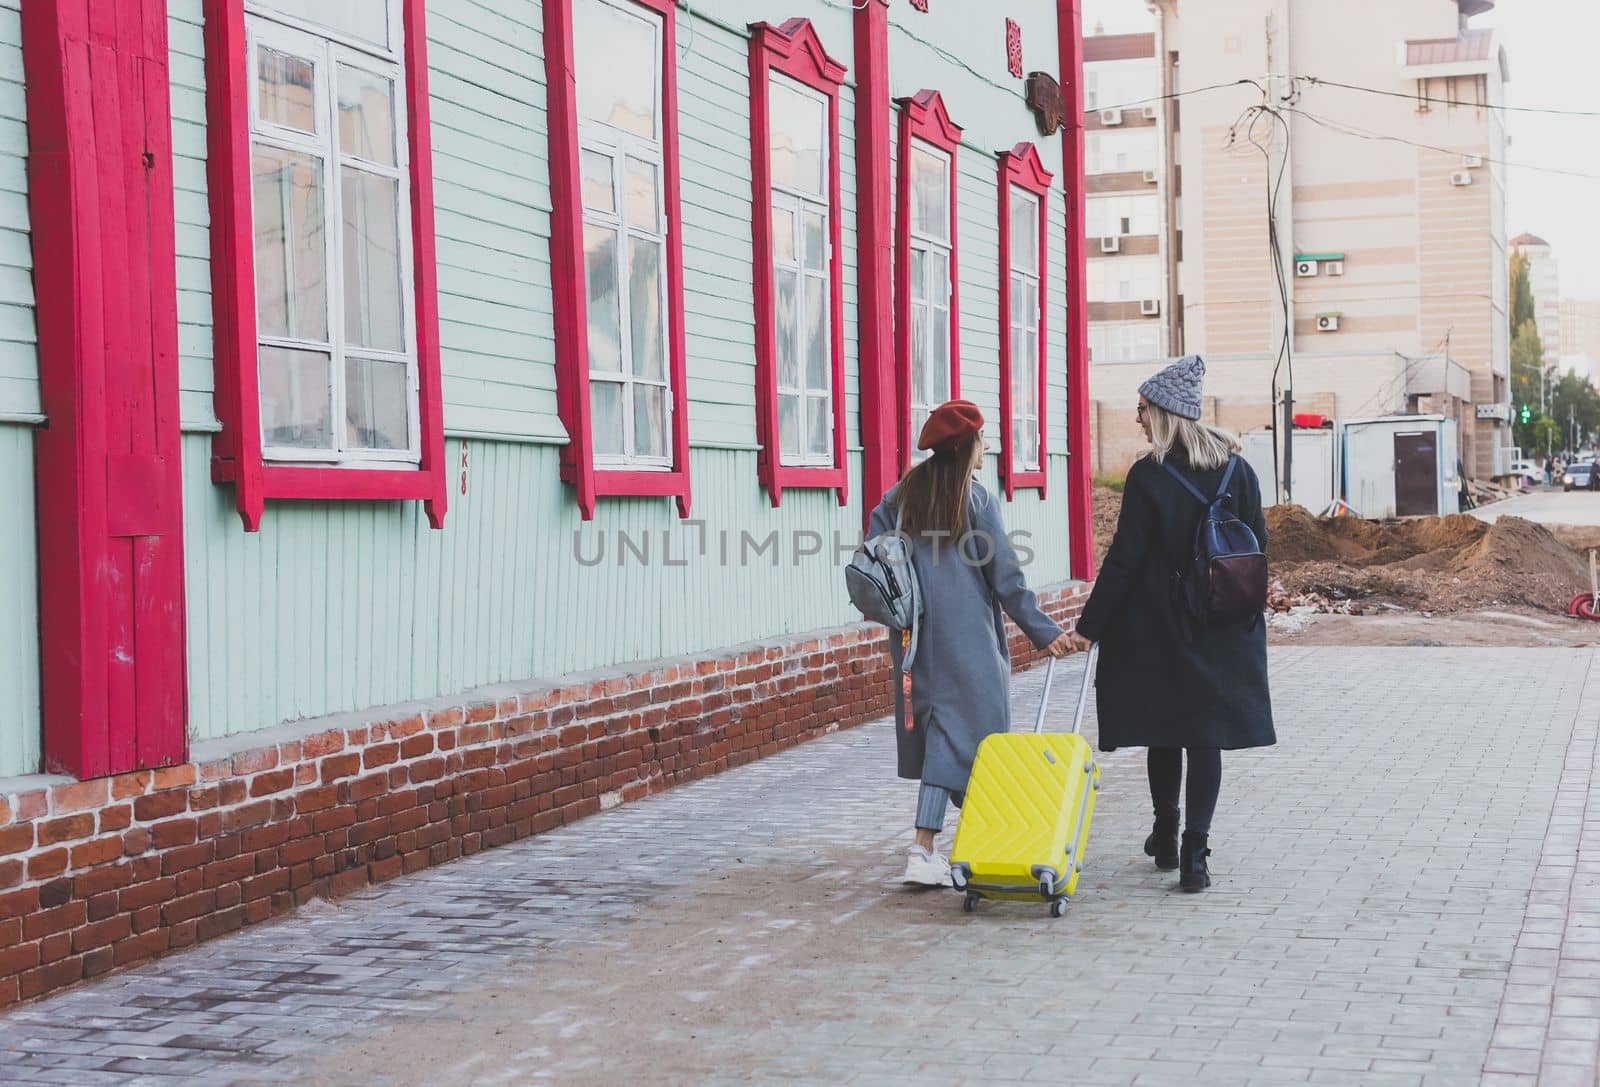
top-left (910, 0), bottom-right (928, 11)
top-left (1006, 19), bottom-right (1023, 78)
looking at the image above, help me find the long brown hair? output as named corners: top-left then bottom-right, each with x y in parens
top-left (895, 436), bottom-right (980, 539)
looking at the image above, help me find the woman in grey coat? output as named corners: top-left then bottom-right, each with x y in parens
top-left (867, 399), bottom-right (1072, 887)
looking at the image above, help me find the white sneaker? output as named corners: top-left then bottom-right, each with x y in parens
top-left (902, 847), bottom-right (952, 887)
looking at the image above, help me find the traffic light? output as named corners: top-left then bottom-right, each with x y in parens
top-left (1520, 403), bottom-right (1532, 424)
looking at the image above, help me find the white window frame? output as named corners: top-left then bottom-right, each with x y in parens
top-left (245, 2), bottom-right (420, 466)
top-left (576, 0), bottom-right (672, 470)
top-left (769, 75), bottom-right (833, 468)
top-left (908, 141), bottom-right (954, 454)
top-left (1009, 186), bottom-right (1042, 473)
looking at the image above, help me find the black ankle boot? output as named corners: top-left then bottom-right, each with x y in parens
top-left (1179, 831), bottom-right (1211, 892)
top-left (1143, 811), bottom-right (1179, 870)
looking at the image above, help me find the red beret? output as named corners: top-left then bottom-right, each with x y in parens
top-left (917, 399), bottom-right (985, 453)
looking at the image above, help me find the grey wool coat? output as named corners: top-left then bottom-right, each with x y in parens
top-left (868, 481), bottom-right (1064, 795)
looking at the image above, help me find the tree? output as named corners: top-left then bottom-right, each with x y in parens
top-left (1510, 318), bottom-right (1550, 450)
top-left (1510, 247), bottom-right (1536, 332)
top-left (1550, 371), bottom-right (1600, 452)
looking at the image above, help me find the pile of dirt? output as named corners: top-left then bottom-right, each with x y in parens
top-left (1269, 509), bottom-right (1587, 613)
top-left (1090, 489), bottom-right (1588, 613)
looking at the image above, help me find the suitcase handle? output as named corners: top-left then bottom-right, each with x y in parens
top-left (1032, 644), bottom-right (1098, 735)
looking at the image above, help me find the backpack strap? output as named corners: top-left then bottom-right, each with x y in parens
top-left (1160, 460), bottom-right (1210, 505)
top-left (1214, 455), bottom-right (1238, 501)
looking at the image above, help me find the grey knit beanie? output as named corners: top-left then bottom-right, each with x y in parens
top-left (1138, 354), bottom-right (1205, 421)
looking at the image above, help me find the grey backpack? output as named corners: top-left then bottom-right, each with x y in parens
top-left (846, 506), bottom-right (922, 669)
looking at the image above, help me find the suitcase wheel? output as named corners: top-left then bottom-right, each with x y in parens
top-left (1038, 876), bottom-right (1055, 899)
top-left (1050, 898), bottom-right (1068, 919)
top-left (962, 892), bottom-right (979, 914)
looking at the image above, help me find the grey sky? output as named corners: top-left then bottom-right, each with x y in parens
top-left (1080, 0), bottom-right (1600, 299)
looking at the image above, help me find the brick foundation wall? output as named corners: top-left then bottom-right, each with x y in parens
top-left (0, 585), bottom-right (1088, 1007)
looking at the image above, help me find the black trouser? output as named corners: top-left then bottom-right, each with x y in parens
top-left (1147, 747), bottom-right (1221, 836)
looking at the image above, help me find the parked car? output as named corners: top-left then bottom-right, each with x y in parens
top-left (1508, 459), bottom-right (1545, 487)
top-left (1564, 464), bottom-right (1595, 491)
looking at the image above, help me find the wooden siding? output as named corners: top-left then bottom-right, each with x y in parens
top-left (0, 422), bottom-right (39, 776)
top-left (0, 1), bottom-right (35, 420)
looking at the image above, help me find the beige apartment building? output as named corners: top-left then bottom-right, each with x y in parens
top-left (1563, 299), bottom-right (1600, 366)
top-left (1086, 0), bottom-right (1512, 487)
top-left (1512, 233), bottom-right (1561, 366)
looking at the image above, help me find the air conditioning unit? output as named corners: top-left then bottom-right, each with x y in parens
top-left (1295, 259), bottom-right (1319, 277)
top-left (1100, 108), bottom-right (1124, 126)
top-left (1140, 298), bottom-right (1161, 316)
top-left (1462, 154), bottom-right (1484, 168)
top-left (1099, 235), bottom-right (1121, 253)
top-left (1142, 105), bottom-right (1158, 120)
top-left (1450, 171), bottom-right (1473, 186)
top-left (1315, 313), bottom-right (1340, 332)
top-left (1142, 169), bottom-right (1159, 184)
top-left (1326, 260), bottom-right (1344, 276)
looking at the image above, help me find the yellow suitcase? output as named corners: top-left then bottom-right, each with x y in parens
top-left (950, 647), bottom-right (1100, 918)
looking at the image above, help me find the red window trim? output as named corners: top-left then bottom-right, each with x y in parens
top-left (996, 142), bottom-right (1052, 499)
top-left (202, 0), bottom-right (448, 532)
top-left (542, 0), bottom-right (692, 519)
top-left (748, 19), bottom-right (848, 508)
top-left (894, 89), bottom-right (963, 474)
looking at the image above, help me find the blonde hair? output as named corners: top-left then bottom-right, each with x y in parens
top-left (1145, 401), bottom-right (1240, 470)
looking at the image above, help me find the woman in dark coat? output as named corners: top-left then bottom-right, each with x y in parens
top-left (1067, 355), bottom-right (1275, 891)
top-left (867, 400), bottom-right (1072, 887)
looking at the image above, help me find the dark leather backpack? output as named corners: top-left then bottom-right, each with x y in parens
top-left (1162, 456), bottom-right (1268, 628)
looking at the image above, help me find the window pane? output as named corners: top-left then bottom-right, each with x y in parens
top-left (591, 378), bottom-right (625, 456)
top-left (1012, 416), bottom-right (1026, 465)
top-left (776, 267), bottom-right (799, 388)
top-left (628, 238), bottom-right (665, 381)
top-left (779, 393), bottom-right (801, 458)
top-left (1010, 275), bottom-right (1024, 328)
top-left (772, 205), bottom-right (796, 265)
top-left (931, 255), bottom-right (949, 305)
top-left (804, 279), bottom-right (827, 391)
top-left (932, 314), bottom-right (949, 401)
top-left (807, 396), bottom-right (831, 458)
top-left (1010, 192), bottom-right (1037, 269)
top-left (802, 210), bottom-right (825, 272)
top-left (583, 224), bottom-right (622, 373)
top-left (911, 147), bottom-right (947, 240)
top-left (911, 312), bottom-right (928, 405)
top-left (633, 383), bottom-right (668, 459)
top-left (769, 78), bottom-right (825, 196)
top-left (252, 148), bottom-right (328, 342)
top-left (624, 159), bottom-right (660, 232)
top-left (259, 0), bottom-right (390, 47)
top-left (341, 168), bottom-right (404, 351)
top-left (258, 46), bottom-right (318, 134)
top-left (581, 150), bottom-right (615, 214)
top-left (910, 248), bottom-right (926, 303)
top-left (337, 65), bottom-right (396, 166)
top-left (259, 346), bottom-right (332, 449)
top-left (574, 0), bottom-right (658, 139)
top-left (344, 355), bottom-right (409, 450)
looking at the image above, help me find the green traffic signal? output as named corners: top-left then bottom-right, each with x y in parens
top-left (1520, 404), bottom-right (1532, 424)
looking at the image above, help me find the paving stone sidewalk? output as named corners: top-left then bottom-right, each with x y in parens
top-left (0, 647), bottom-right (1597, 1086)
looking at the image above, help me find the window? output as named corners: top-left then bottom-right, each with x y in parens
top-left (895, 91), bottom-right (963, 469)
top-left (1086, 194), bottom-right (1160, 237)
top-left (204, 0), bottom-right (447, 529)
top-left (542, 0), bottom-right (690, 518)
top-left (1085, 129), bottom-right (1158, 175)
top-left (1087, 255), bottom-right (1161, 302)
top-left (997, 144), bottom-right (1052, 497)
top-left (1089, 321), bottom-right (1164, 362)
top-left (748, 20), bottom-right (848, 505)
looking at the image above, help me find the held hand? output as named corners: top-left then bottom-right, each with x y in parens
top-left (1067, 631), bottom-right (1094, 655)
top-left (1045, 633), bottom-right (1073, 658)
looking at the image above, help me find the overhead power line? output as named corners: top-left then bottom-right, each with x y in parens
top-left (1300, 76), bottom-right (1600, 119)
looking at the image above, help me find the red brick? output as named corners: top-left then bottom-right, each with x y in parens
top-left (409, 757), bottom-right (446, 783)
top-left (130, 905), bottom-right (162, 934)
top-left (23, 902), bottom-right (85, 941)
top-left (278, 741), bottom-right (302, 763)
top-left (36, 878), bottom-right (72, 910)
top-left (296, 786), bottom-right (337, 813)
top-left (202, 855), bottom-right (255, 888)
top-left (363, 743), bottom-right (399, 769)
top-left (0, 940), bottom-right (40, 976)
top-left (133, 790), bottom-right (187, 822)
top-left (113, 929), bottom-right (169, 966)
top-left (197, 757), bottom-right (232, 782)
top-left (222, 800), bottom-right (272, 833)
top-left (38, 930), bottom-right (71, 965)
top-left (116, 882), bottom-right (168, 919)
top-left (18, 955), bottom-right (84, 1000)
top-left (12, 791), bottom-right (46, 821)
top-left (188, 786), bottom-right (221, 810)
top-left (69, 835), bottom-right (125, 868)
top-left (152, 764), bottom-right (198, 791)
top-left (231, 748), bottom-right (278, 775)
top-left (37, 813), bottom-right (94, 846)
top-left (99, 804), bottom-right (133, 832)
top-left (82, 945), bottom-right (116, 978)
top-left (86, 890), bottom-right (119, 922)
top-left (303, 731), bottom-right (345, 758)
top-left (0, 859), bottom-right (19, 890)
top-left (279, 836), bottom-right (324, 866)
top-left (400, 734), bottom-right (435, 759)
top-left (160, 842), bottom-right (214, 876)
top-left (321, 753), bottom-right (361, 783)
top-left (150, 818), bottom-right (199, 850)
top-left (250, 769), bottom-right (295, 797)
top-left (195, 905), bottom-right (246, 942)
top-left (72, 914), bottom-right (131, 953)
top-left (49, 779), bottom-right (108, 814)
top-left (215, 882), bottom-right (241, 909)
top-left (26, 849), bottom-right (68, 882)
top-left (241, 869), bottom-right (290, 902)
top-left (162, 890), bottom-right (216, 925)
top-left (168, 920), bottom-right (199, 949)
top-left (218, 780), bottom-right (248, 806)
top-left (109, 772), bottom-right (152, 801)
top-left (0, 824), bottom-right (28, 856)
